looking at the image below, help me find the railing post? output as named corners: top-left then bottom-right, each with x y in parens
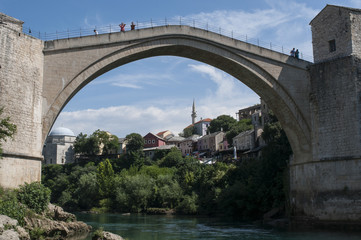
top-left (180, 16), bottom-right (182, 25)
top-left (165, 17), bottom-right (167, 26)
top-left (56, 30), bottom-right (58, 40)
top-left (80, 28), bottom-right (82, 37)
top-left (67, 29), bottom-right (69, 39)
top-left (206, 23), bottom-right (208, 31)
top-left (282, 46), bottom-right (284, 53)
top-left (151, 18), bottom-right (153, 28)
top-left (219, 27), bottom-right (221, 35)
top-left (270, 42), bottom-right (272, 50)
top-left (246, 35), bottom-right (248, 43)
top-left (231, 31), bottom-right (233, 39)
top-left (257, 39), bottom-right (259, 46)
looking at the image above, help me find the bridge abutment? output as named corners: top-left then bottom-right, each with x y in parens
top-left (0, 14), bottom-right (44, 188)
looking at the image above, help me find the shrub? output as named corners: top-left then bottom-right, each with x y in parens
top-left (29, 227), bottom-right (45, 240)
top-left (176, 192), bottom-right (198, 214)
top-left (17, 182), bottom-right (51, 214)
top-left (0, 190), bottom-right (27, 226)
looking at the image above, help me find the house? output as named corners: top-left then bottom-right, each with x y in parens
top-left (179, 134), bottom-right (200, 156)
top-left (157, 130), bottom-right (174, 140)
top-left (219, 136), bottom-right (229, 152)
top-left (194, 118), bottom-right (212, 136)
top-left (166, 135), bottom-right (185, 148)
top-left (143, 132), bottom-right (166, 148)
top-left (233, 130), bottom-right (255, 151)
top-left (197, 131), bottom-right (225, 156)
top-left (117, 138), bottom-right (127, 154)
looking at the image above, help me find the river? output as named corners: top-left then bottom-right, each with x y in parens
top-left (75, 213), bottom-right (361, 240)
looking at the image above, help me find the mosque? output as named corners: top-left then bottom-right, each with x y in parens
top-left (42, 127), bottom-right (76, 164)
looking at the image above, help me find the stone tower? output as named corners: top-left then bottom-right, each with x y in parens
top-left (291, 4), bottom-right (361, 220)
top-left (191, 99), bottom-right (197, 125)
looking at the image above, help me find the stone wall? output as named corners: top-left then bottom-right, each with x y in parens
top-left (0, 17), bottom-right (44, 188)
top-left (309, 56), bottom-right (361, 160)
top-left (291, 54), bottom-right (361, 221)
top-left (311, 6), bottom-right (353, 63)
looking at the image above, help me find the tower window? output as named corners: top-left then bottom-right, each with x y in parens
top-left (329, 39), bottom-right (336, 52)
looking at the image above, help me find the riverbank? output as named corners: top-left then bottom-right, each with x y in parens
top-left (0, 204), bottom-right (91, 240)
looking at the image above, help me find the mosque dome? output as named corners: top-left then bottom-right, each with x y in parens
top-left (49, 127), bottom-right (75, 136)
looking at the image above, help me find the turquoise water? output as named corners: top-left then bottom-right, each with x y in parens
top-left (75, 213), bottom-right (361, 240)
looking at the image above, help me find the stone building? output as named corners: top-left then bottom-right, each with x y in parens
top-left (310, 5), bottom-right (361, 63)
top-left (42, 127), bottom-right (76, 164)
top-left (197, 131), bottom-right (225, 155)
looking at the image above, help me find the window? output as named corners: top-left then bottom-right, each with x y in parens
top-left (329, 39), bottom-right (336, 52)
top-left (152, 139), bottom-right (155, 144)
top-left (148, 140), bottom-right (151, 144)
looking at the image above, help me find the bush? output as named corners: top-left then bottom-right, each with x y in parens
top-left (17, 182), bottom-right (51, 214)
top-left (0, 190), bottom-right (27, 226)
top-left (176, 192), bottom-right (198, 214)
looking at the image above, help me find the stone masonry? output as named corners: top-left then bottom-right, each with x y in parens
top-left (0, 13), bottom-right (44, 187)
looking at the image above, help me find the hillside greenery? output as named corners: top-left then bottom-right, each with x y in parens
top-left (42, 115), bottom-right (292, 219)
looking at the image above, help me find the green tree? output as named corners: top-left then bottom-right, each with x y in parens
top-left (226, 118), bottom-right (253, 145)
top-left (180, 126), bottom-right (197, 138)
top-left (124, 133), bottom-right (145, 168)
top-left (114, 174), bottom-right (155, 212)
top-left (93, 129), bottom-right (120, 155)
top-left (97, 159), bottom-right (115, 199)
top-left (159, 147), bottom-right (183, 168)
top-left (155, 174), bottom-right (183, 208)
top-left (73, 132), bottom-right (100, 155)
top-left (125, 133), bottom-right (144, 153)
top-left (0, 107), bottom-right (17, 157)
top-left (208, 115), bottom-right (237, 133)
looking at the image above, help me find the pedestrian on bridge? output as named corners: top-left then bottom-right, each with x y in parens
top-left (290, 48), bottom-right (295, 57)
top-left (119, 23), bottom-right (126, 32)
top-left (131, 22), bottom-right (136, 30)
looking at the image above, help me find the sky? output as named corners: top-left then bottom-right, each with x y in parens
top-left (1, 0), bottom-right (361, 138)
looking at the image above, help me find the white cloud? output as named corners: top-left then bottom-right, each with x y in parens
top-left (91, 72), bottom-right (173, 89)
top-left (177, 0), bottom-right (317, 60)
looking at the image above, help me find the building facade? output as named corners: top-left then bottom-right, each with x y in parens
top-left (179, 135), bottom-right (200, 156)
top-left (143, 132), bottom-right (166, 148)
top-left (42, 127), bottom-right (76, 164)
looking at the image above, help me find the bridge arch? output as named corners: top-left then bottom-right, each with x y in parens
top-left (42, 26), bottom-right (311, 164)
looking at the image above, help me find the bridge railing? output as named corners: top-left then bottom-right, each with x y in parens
top-left (22, 18), bottom-right (313, 62)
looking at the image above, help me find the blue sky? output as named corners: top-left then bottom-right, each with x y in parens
top-left (1, 0), bottom-right (361, 137)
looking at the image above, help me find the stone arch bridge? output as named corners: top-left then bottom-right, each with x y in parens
top-left (1, 6), bottom-right (361, 222)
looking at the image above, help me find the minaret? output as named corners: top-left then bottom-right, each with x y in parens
top-left (191, 99), bottom-right (197, 125)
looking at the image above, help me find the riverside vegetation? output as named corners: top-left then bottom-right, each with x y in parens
top-left (42, 113), bottom-right (292, 220)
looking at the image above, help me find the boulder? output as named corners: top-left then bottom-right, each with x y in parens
top-left (92, 231), bottom-right (124, 240)
top-left (0, 215), bottom-right (18, 228)
top-left (46, 203), bottom-right (76, 222)
top-left (0, 215), bottom-right (30, 240)
top-left (25, 212), bottom-right (91, 239)
top-left (0, 229), bottom-right (19, 240)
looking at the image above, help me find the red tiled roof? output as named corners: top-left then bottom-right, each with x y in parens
top-left (157, 130), bottom-right (169, 136)
top-left (195, 118), bottom-right (212, 124)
